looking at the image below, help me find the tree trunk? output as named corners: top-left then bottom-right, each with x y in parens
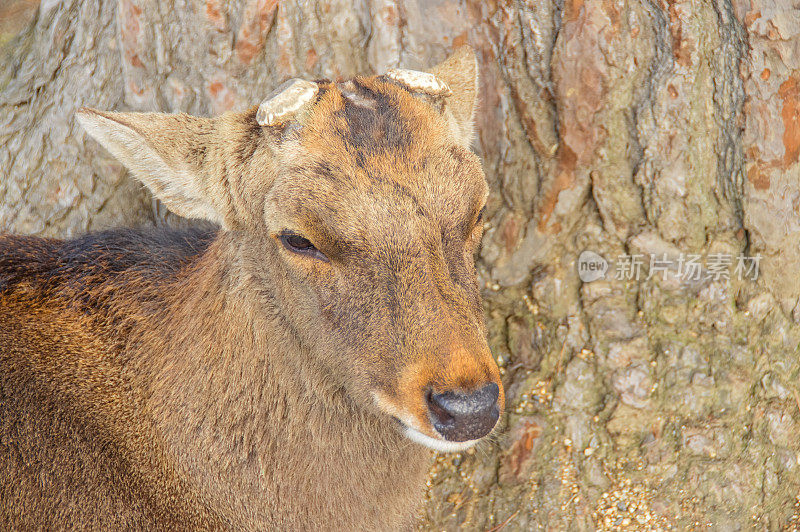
top-left (2, 0), bottom-right (799, 528)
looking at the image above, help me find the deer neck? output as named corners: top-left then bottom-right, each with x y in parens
top-left (138, 233), bottom-right (431, 528)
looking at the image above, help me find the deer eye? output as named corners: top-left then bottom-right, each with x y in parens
top-left (279, 232), bottom-right (329, 262)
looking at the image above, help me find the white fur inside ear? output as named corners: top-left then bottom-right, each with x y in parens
top-left (444, 111), bottom-right (475, 149)
top-left (77, 110), bottom-right (225, 226)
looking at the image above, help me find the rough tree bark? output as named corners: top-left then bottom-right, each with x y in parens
top-left (2, 0), bottom-right (800, 529)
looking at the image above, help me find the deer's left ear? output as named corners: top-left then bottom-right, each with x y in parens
top-left (77, 108), bottom-right (236, 228)
top-left (428, 46), bottom-right (479, 147)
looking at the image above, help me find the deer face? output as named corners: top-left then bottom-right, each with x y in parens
top-left (77, 47), bottom-right (503, 452)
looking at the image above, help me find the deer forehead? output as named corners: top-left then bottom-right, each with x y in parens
top-left (248, 79), bottom-right (487, 238)
top-left (296, 79), bottom-right (448, 161)
top-left (265, 141), bottom-right (486, 235)
top-left (254, 79), bottom-right (463, 204)
top-left (269, 81), bottom-right (484, 202)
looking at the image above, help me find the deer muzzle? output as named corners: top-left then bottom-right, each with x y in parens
top-left (425, 383), bottom-right (500, 442)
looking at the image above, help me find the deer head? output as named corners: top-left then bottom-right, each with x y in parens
top-left (77, 46), bottom-right (504, 452)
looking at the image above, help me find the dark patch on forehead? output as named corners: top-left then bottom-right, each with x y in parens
top-left (289, 157), bottom-right (427, 224)
top-left (188, 144), bottom-right (208, 166)
top-left (354, 150), bottom-right (368, 170)
top-left (286, 160), bottom-right (343, 186)
top-left (306, 159), bottom-right (424, 209)
top-left (312, 161), bottom-right (339, 182)
top-left (336, 80), bottom-right (414, 154)
top-left (385, 179), bottom-right (423, 214)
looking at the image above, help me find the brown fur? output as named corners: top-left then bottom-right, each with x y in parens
top-left (0, 47), bottom-right (502, 530)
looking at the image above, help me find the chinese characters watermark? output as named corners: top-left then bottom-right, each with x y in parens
top-left (577, 251), bottom-right (761, 283)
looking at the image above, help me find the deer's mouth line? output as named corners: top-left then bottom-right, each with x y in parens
top-left (390, 416), bottom-right (481, 452)
top-left (401, 423), bottom-right (481, 452)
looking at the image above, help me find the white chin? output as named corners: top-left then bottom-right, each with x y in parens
top-left (402, 425), bottom-right (481, 452)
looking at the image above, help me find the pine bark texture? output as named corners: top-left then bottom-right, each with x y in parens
top-left (2, 0), bottom-right (800, 529)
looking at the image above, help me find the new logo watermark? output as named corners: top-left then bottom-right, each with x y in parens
top-left (577, 250), bottom-right (761, 283)
top-left (577, 250), bottom-right (609, 282)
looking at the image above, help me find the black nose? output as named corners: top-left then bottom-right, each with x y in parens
top-left (426, 383), bottom-right (500, 442)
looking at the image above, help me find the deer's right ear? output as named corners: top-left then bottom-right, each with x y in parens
top-left (428, 46), bottom-right (480, 147)
top-left (77, 108), bottom-right (231, 228)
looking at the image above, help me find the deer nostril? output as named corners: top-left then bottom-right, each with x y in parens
top-left (425, 387), bottom-right (453, 424)
top-left (426, 383), bottom-right (500, 442)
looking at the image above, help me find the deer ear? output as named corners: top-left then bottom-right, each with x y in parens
top-left (428, 46), bottom-right (479, 147)
top-left (76, 108), bottom-right (231, 228)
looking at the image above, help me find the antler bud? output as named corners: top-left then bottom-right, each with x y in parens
top-left (384, 69), bottom-right (452, 97)
top-left (256, 79), bottom-right (320, 127)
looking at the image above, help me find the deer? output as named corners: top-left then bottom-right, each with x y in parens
top-left (0, 46), bottom-right (504, 530)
